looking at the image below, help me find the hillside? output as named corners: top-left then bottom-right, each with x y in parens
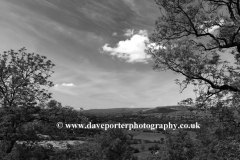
top-left (84, 105), bottom-right (190, 115)
top-left (84, 108), bottom-right (149, 115)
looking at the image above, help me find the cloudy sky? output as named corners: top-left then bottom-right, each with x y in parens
top-left (0, 0), bottom-right (196, 109)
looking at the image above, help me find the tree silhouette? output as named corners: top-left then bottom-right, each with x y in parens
top-left (0, 48), bottom-right (55, 155)
top-left (148, 0), bottom-right (240, 108)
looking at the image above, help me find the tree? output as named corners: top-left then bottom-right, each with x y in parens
top-left (147, 2), bottom-right (240, 158)
top-left (178, 98), bottom-right (193, 106)
top-left (95, 128), bottom-right (137, 160)
top-left (47, 142), bottom-right (103, 160)
top-left (147, 0), bottom-right (240, 108)
top-left (38, 100), bottom-right (88, 140)
top-left (166, 130), bottom-right (200, 160)
top-left (0, 48), bottom-right (55, 155)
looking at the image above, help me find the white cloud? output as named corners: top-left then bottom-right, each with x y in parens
top-left (112, 32), bottom-right (118, 36)
top-left (52, 83), bottom-right (77, 96)
top-left (54, 83), bottom-right (76, 87)
top-left (138, 30), bottom-right (148, 36)
top-left (123, 29), bottom-right (134, 37)
top-left (62, 83), bottom-right (75, 87)
top-left (101, 29), bottom-right (151, 63)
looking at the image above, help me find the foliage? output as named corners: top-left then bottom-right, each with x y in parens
top-left (0, 48), bottom-right (55, 156)
top-left (38, 100), bottom-right (88, 140)
top-left (148, 144), bottom-right (160, 151)
top-left (147, 2), bottom-right (240, 158)
top-left (147, 0), bottom-right (240, 108)
top-left (4, 144), bottom-right (54, 160)
top-left (145, 154), bottom-right (168, 160)
top-left (0, 48), bottom-right (138, 159)
top-left (0, 142), bottom-right (102, 160)
top-left (165, 119), bottom-right (240, 160)
top-left (166, 130), bottom-right (199, 160)
top-left (95, 128), bottom-right (138, 160)
top-left (178, 98), bottom-right (194, 106)
top-left (132, 147), bottom-right (140, 153)
top-left (49, 142), bottom-right (103, 160)
top-left (194, 120), bottom-right (240, 159)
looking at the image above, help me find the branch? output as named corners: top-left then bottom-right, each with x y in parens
top-left (151, 49), bottom-right (240, 92)
top-left (237, 0), bottom-right (240, 16)
top-left (231, 26), bottom-right (240, 43)
top-left (227, 1), bottom-right (237, 21)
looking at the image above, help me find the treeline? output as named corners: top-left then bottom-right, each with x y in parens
top-left (0, 98), bottom-right (140, 160)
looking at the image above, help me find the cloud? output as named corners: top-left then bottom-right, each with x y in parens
top-left (62, 83), bottom-right (75, 87)
top-left (101, 29), bottom-right (151, 63)
top-left (112, 32), bottom-right (118, 36)
top-left (55, 83), bottom-right (76, 87)
top-left (52, 83), bottom-right (77, 96)
top-left (138, 30), bottom-right (148, 36)
top-left (123, 29), bottom-right (134, 37)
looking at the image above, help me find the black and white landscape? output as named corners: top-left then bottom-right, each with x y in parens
top-left (0, 0), bottom-right (240, 159)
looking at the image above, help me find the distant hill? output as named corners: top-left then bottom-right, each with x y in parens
top-left (84, 108), bottom-right (149, 115)
top-left (141, 107), bottom-right (177, 114)
top-left (141, 105), bottom-right (189, 114)
top-left (162, 105), bottom-right (189, 110)
top-left (84, 105), bottom-right (189, 115)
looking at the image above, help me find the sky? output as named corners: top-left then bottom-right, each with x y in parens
top-left (0, 0), bottom-right (196, 109)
